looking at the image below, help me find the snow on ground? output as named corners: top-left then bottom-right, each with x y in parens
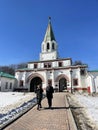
top-left (75, 94), bottom-right (98, 125)
top-left (0, 92), bottom-right (36, 114)
top-left (0, 92), bottom-right (37, 129)
top-left (0, 92), bottom-right (98, 129)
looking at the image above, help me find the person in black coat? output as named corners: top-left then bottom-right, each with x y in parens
top-left (46, 82), bottom-right (54, 109)
top-left (36, 84), bottom-right (43, 110)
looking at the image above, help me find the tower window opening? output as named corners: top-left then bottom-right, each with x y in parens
top-left (52, 43), bottom-right (55, 50)
top-left (47, 43), bottom-right (50, 50)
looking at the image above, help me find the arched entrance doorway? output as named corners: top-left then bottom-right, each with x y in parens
top-left (30, 77), bottom-right (42, 92)
top-left (59, 78), bottom-right (67, 92)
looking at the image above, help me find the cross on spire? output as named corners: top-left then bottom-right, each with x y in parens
top-left (49, 16), bottom-right (51, 22)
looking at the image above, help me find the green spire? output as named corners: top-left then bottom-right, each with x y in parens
top-left (44, 17), bottom-right (56, 42)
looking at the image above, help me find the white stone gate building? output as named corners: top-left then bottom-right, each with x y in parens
top-left (15, 18), bottom-right (98, 93)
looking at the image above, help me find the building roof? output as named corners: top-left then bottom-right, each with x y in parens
top-left (28, 57), bottom-right (72, 64)
top-left (43, 17), bottom-right (56, 42)
top-left (88, 70), bottom-right (98, 72)
top-left (0, 72), bottom-right (16, 79)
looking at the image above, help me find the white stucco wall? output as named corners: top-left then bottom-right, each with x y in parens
top-left (87, 72), bottom-right (98, 93)
top-left (0, 77), bottom-right (16, 92)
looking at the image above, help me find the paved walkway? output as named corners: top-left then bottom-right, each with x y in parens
top-left (4, 93), bottom-right (76, 130)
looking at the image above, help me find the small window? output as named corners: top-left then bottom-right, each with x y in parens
top-left (34, 63), bottom-right (38, 69)
top-left (44, 62), bottom-right (52, 68)
top-left (80, 69), bottom-right (85, 75)
top-left (73, 79), bottom-right (78, 86)
top-left (59, 62), bottom-right (63, 67)
top-left (19, 80), bottom-right (23, 87)
top-left (48, 63), bottom-right (51, 68)
top-left (10, 83), bottom-right (12, 89)
top-left (5, 82), bottom-right (8, 89)
top-left (44, 63), bottom-right (47, 68)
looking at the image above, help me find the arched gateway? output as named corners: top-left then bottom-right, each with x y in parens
top-left (55, 74), bottom-right (69, 92)
top-left (26, 73), bottom-right (45, 92)
top-left (59, 78), bottom-right (67, 92)
top-left (30, 77), bottom-right (42, 92)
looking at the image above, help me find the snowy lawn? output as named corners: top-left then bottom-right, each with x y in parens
top-left (0, 92), bottom-right (36, 114)
top-left (67, 93), bottom-right (98, 130)
top-left (75, 94), bottom-right (98, 124)
top-left (0, 92), bottom-right (98, 129)
top-left (0, 92), bottom-right (37, 129)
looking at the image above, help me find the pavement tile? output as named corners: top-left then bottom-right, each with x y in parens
top-left (4, 93), bottom-right (72, 130)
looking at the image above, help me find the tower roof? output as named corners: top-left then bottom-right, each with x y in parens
top-left (43, 17), bottom-right (56, 42)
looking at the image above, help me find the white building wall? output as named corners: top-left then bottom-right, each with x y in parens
top-left (86, 75), bottom-right (93, 93)
top-left (28, 64), bottom-right (33, 69)
top-left (0, 77), bottom-right (16, 92)
top-left (95, 76), bottom-right (98, 92)
top-left (63, 60), bottom-right (71, 66)
top-left (87, 72), bottom-right (98, 93)
top-left (72, 69), bottom-right (80, 89)
top-left (52, 61), bottom-right (58, 68)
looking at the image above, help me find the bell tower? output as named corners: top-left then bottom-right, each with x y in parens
top-left (40, 17), bottom-right (59, 61)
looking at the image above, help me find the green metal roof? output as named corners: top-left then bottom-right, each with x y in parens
top-left (88, 70), bottom-right (98, 72)
top-left (0, 72), bottom-right (16, 79)
top-left (16, 68), bottom-right (31, 71)
top-left (44, 17), bottom-right (56, 42)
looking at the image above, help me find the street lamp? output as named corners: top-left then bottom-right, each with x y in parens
top-left (70, 70), bottom-right (73, 93)
top-left (0, 72), bottom-right (3, 91)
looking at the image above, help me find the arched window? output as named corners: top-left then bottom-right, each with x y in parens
top-left (52, 43), bottom-right (55, 50)
top-left (47, 43), bottom-right (50, 50)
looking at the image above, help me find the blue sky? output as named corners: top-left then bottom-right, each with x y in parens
top-left (0, 0), bottom-right (98, 70)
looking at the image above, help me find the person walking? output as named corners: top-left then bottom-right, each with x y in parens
top-left (36, 84), bottom-right (43, 110)
top-left (46, 82), bottom-right (54, 109)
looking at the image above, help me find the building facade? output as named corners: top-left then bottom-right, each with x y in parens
top-left (87, 71), bottom-right (98, 93)
top-left (15, 18), bottom-right (98, 93)
top-left (0, 72), bottom-right (17, 92)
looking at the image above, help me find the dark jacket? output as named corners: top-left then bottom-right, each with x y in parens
top-left (36, 88), bottom-right (43, 100)
top-left (46, 86), bottom-right (54, 99)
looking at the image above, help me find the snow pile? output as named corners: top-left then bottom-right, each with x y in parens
top-left (0, 92), bottom-right (37, 129)
top-left (0, 92), bottom-right (36, 113)
top-left (75, 94), bottom-right (98, 125)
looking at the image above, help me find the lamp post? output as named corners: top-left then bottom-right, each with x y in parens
top-left (70, 70), bottom-right (73, 93)
top-left (0, 72), bottom-right (3, 91)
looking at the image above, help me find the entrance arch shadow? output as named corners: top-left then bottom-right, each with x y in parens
top-left (55, 74), bottom-right (69, 92)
